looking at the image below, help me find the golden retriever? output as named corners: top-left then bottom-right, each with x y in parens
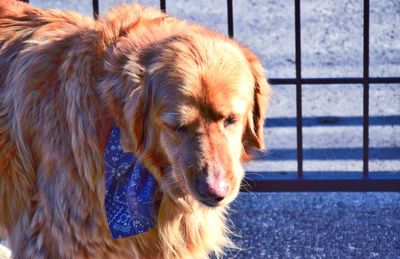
top-left (0, 0), bottom-right (270, 258)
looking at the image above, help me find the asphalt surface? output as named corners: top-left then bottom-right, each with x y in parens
top-left (1, 0), bottom-right (399, 258)
top-left (225, 192), bottom-right (400, 258)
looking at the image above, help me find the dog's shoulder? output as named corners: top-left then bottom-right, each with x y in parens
top-left (0, 0), bottom-right (36, 18)
top-left (0, 0), bottom-right (96, 44)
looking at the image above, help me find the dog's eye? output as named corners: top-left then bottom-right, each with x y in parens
top-left (163, 121), bottom-right (187, 134)
top-left (175, 124), bottom-right (187, 133)
top-left (223, 116), bottom-right (237, 127)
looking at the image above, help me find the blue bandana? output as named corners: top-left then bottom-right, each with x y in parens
top-left (104, 127), bottom-right (160, 239)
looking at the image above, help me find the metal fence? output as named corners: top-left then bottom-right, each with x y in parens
top-left (21, 0), bottom-right (400, 192)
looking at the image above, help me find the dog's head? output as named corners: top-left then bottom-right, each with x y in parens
top-left (106, 32), bottom-right (270, 208)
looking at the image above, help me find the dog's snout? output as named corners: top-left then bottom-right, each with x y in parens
top-left (196, 177), bottom-right (228, 205)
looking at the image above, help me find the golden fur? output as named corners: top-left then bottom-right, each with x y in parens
top-left (0, 1), bottom-right (270, 258)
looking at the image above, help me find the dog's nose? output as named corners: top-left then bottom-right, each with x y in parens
top-left (196, 178), bottom-right (228, 205)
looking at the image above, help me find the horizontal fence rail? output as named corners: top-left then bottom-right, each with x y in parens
top-left (243, 172), bottom-right (400, 192)
top-left (268, 77), bottom-right (400, 85)
top-left (19, 0), bottom-right (400, 192)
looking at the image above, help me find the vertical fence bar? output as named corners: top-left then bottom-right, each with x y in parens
top-left (295, 0), bottom-right (303, 177)
top-left (160, 0), bottom-right (166, 13)
top-left (227, 0), bottom-right (234, 38)
top-left (363, 0), bottom-right (370, 178)
top-left (92, 0), bottom-right (99, 19)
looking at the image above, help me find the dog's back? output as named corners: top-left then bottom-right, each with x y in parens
top-left (0, 0), bottom-right (101, 248)
top-left (0, 2), bottom-right (168, 257)
top-left (0, 0), bottom-right (37, 234)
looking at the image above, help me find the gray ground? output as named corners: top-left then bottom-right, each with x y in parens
top-left (226, 192), bottom-right (400, 259)
top-left (2, 0), bottom-right (400, 258)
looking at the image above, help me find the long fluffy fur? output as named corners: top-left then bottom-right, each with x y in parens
top-left (0, 1), bottom-right (269, 258)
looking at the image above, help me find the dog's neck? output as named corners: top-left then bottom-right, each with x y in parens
top-left (137, 195), bottom-right (232, 259)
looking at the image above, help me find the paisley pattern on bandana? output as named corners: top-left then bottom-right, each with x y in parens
top-left (104, 127), bottom-right (160, 239)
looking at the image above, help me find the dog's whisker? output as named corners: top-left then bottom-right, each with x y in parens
top-left (239, 179), bottom-right (257, 198)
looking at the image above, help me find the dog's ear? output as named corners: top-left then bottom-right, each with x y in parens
top-left (100, 39), bottom-right (156, 154)
top-left (122, 74), bottom-right (153, 153)
top-left (241, 47), bottom-right (271, 154)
